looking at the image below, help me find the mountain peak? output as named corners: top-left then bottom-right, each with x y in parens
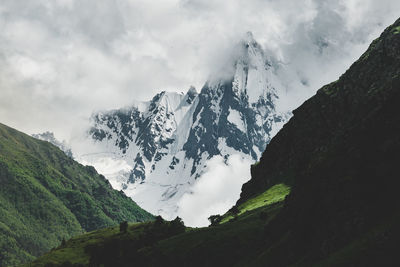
top-left (84, 31), bottom-right (290, 218)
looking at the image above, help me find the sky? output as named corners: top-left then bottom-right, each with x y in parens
top-left (0, 0), bottom-right (399, 140)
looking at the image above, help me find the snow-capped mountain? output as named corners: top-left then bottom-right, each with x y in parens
top-left (79, 33), bottom-right (291, 218)
top-left (32, 131), bottom-right (73, 158)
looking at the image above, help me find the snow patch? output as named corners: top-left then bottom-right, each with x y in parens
top-left (227, 108), bottom-right (246, 132)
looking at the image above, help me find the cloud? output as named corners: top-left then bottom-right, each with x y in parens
top-left (79, 155), bottom-right (132, 190)
top-left (177, 155), bottom-right (251, 227)
top-left (0, 0), bottom-right (399, 140)
top-left (272, 0), bottom-right (400, 108)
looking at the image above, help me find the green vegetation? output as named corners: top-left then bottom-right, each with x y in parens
top-left (237, 183), bottom-right (290, 214)
top-left (28, 196), bottom-right (285, 267)
top-left (149, 202), bottom-right (284, 267)
top-left (24, 175), bottom-right (289, 266)
top-left (0, 123), bottom-right (153, 266)
top-left (26, 223), bottom-right (140, 266)
top-left (220, 183), bottom-right (290, 223)
top-left (393, 25), bottom-right (400, 34)
top-left (28, 216), bottom-right (188, 266)
top-left (207, 214), bottom-right (222, 226)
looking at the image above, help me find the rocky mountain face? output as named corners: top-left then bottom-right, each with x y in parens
top-left (83, 34), bottom-right (290, 217)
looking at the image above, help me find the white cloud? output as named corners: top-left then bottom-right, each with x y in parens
top-left (0, 0), bottom-right (399, 140)
top-left (79, 156), bottom-right (132, 190)
top-left (177, 155), bottom-right (251, 227)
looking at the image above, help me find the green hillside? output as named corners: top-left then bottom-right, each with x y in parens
top-left (27, 189), bottom-right (287, 267)
top-left (0, 123), bottom-right (153, 266)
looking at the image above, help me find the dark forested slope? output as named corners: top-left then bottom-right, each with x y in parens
top-left (238, 17), bottom-right (400, 266)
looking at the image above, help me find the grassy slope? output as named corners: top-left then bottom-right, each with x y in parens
top-left (27, 223), bottom-right (141, 266)
top-left (152, 203), bottom-right (284, 267)
top-left (29, 184), bottom-right (289, 266)
top-left (0, 123), bottom-right (153, 266)
top-left (220, 183), bottom-right (290, 223)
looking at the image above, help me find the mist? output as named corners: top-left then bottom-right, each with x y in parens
top-left (0, 0), bottom-right (399, 140)
top-left (177, 155), bottom-right (252, 227)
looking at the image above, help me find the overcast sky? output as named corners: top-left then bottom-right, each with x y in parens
top-left (0, 0), bottom-right (399, 140)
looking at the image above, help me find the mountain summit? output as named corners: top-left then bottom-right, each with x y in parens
top-left (82, 35), bottom-right (290, 218)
